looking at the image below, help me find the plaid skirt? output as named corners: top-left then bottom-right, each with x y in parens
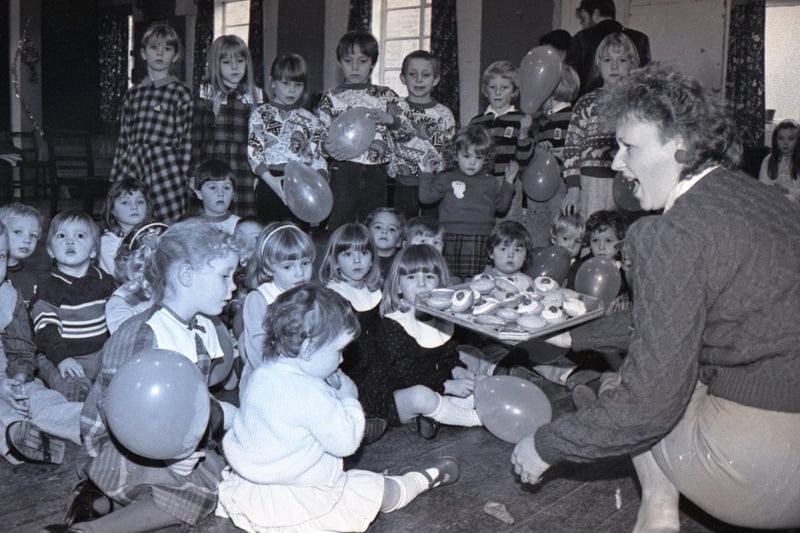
top-left (87, 439), bottom-right (225, 525)
top-left (443, 233), bottom-right (488, 281)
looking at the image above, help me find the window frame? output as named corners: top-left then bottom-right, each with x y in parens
top-left (371, 0), bottom-right (432, 95)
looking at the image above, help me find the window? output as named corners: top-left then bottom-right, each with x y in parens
top-left (215, 0), bottom-right (250, 43)
top-left (371, 0), bottom-right (432, 96)
top-left (765, 2), bottom-right (800, 126)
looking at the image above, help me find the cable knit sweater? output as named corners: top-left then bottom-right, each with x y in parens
top-left (536, 168), bottom-right (800, 464)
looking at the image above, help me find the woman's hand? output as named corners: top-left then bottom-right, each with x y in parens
top-left (58, 357), bottom-right (85, 378)
top-left (504, 160), bottom-right (520, 184)
top-left (561, 188), bottom-right (581, 216)
top-left (0, 379), bottom-right (30, 417)
top-left (168, 451), bottom-right (205, 477)
top-left (511, 434), bottom-right (551, 485)
top-left (261, 171), bottom-right (287, 204)
top-left (444, 377), bottom-right (474, 398)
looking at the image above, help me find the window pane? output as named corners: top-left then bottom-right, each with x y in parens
top-left (387, 0), bottom-right (420, 8)
top-left (228, 25), bottom-right (249, 44)
top-left (424, 7), bottom-right (431, 34)
top-left (383, 70), bottom-right (406, 96)
top-left (423, 37), bottom-right (430, 50)
top-left (224, 1), bottom-right (250, 26)
top-left (385, 9), bottom-right (421, 38)
top-left (384, 39), bottom-right (421, 69)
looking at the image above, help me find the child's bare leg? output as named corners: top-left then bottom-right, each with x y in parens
top-left (632, 451), bottom-right (680, 533)
top-left (71, 496), bottom-right (181, 533)
top-left (394, 385), bottom-right (439, 423)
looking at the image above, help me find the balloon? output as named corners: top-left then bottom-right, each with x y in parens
top-left (474, 376), bottom-right (552, 443)
top-left (612, 171), bottom-right (642, 212)
top-left (519, 45), bottom-right (562, 114)
top-left (284, 161), bottom-right (334, 224)
top-left (327, 107), bottom-right (377, 159)
top-left (528, 245), bottom-right (572, 283)
top-left (522, 146), bottom-right (561, 202)
top-left (105, 349), bottom-right (210, 460)
top-left (574, 257), bottom-right (622, 306)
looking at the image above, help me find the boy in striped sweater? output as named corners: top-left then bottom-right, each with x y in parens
top-left (31, 210), bottom-right (114, 402)
top-left (469, 61), bottom-right (534, 225)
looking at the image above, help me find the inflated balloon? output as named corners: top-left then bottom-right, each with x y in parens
top-left (284, 161), bottom-right (334, 224)
top-left (612, 172), bottom-right (642, 212)
top-left (574, 257), bottom-right (622, 306)
top-left (474, 376), bottom-right (552, 443)
top-left (327, 107), bottom-right (377, 159)
top-left (528, 245), bottom-right (572, 283)
top-left (523, 146), bottom-right (561, 202)
top-left (105, 349), bottom-right (210, 460)
top-left (519, 45), bottom-right (562, 114)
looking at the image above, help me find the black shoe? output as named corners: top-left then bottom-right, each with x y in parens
top-left (415, 415), bottom-right (439, 440)
top-left (363, 418), bottom-right (387, 445)
top-left (63, 479), bottom-right (112, 527)
top-left (44, 526), bottom-right (82, 532)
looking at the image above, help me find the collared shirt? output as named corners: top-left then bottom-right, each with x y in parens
top-left (663, 165), bottom-right (719, 212)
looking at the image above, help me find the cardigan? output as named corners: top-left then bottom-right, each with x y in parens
top-left (536, 168), bottom-right (800, 464)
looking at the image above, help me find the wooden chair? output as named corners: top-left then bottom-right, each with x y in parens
top-left (46, 129), bottom-right (111, 217)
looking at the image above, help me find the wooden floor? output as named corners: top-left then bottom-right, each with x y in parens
top-left (4, 197), bottom-right (798, 532)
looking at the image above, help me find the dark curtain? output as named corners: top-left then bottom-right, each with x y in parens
top-left (348, 0), bottom-right (372, 32)
top-left (98, 9), bottom-right (130, 135)
top-left (249, 0), bottom-right (265, 88)
top-left (725, 0), bottom-right (765, 148)
top-left (193, 0), bottom-right (214, 92)
top-left (431, 0), bottom-right (459, 123)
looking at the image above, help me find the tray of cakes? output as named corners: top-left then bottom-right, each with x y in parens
top-left (413, 273), bottom-right (604, 344)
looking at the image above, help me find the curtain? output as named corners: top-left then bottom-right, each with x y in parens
top-left (193, 0), bottom-right (214, 92)
top-left (348, 0), bottom-right (372, 32)
top-left (431, 0), bottom-right (459, 123)
top-left (98, 9), bottom-right (130, 135)
top-left (249, 0), bottom-right (264, 87)
top-left (725, 0), bottom-right (765, 148)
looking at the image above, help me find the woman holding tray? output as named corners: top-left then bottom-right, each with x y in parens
top-left (511, 63), bottom-right (800, 531)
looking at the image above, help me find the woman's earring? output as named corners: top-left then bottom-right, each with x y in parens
top-left (674, 149), bottom-right (689, 164)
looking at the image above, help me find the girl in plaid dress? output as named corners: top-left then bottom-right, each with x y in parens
top-left (63, 220), bottom-right (239, 531)
top-left (111, 23), bottom-right (193, 224)
top-left (193, 35), bottom-right (264, 218)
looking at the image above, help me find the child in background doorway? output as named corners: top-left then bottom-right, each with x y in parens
top-left (468, 60), bottom-right (534, 224)
top-left (0, 224), bottom-right (82, 465)
top-left (248, 53), bottom-right (328, 225)
top-left (66, 220), bottom-right (239, 532)
top-left (402, 215), bottom-right (445, 252)
top-left (239, 222), bottom-right (315, 388)
top-left (318, 31), bottom-right (404, 230)
top-left (359, 245), bottom-right (483, 440)
top-left (191, 159), bottom-right (240, 234)
top-left (419, 124), bottom-right (517, 280)
top-left (216, 284), bottom-right (460, 532)
top-left (111, 22), bottom-right (193, 223)
top-left (31, 210), bottom-right (115, 402)
top-left (193, 35), bottom-right (264, 218)
top-left (318, 223), bottom-right (383, 386)
top-left (759, 119), bottom-right (800, 202)
top-left (366, 207), bottom-right (405, 279)
top-left (99, 178), bottom-right (151, 277)
top-left (0, 202), bottom-right (44, 306)
top-left (391, 50), bottom-right (457, 219)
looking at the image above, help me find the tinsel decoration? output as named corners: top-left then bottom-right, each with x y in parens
top-left (11, 20), bottom-right (43, 136)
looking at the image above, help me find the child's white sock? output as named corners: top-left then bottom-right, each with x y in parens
top-left (425, 394), bottom-right (482, 427)
top-left (381, 465), bottom-right (447, 513)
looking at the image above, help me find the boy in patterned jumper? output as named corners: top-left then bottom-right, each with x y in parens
top-left (391, 50), bottom-right (457, 219)
top-left (31, 210), bottom-right (115, 401)
top-left (469, 61), bottom-right (534, 225)
top-left (318, 31), bottom-right (405, 230)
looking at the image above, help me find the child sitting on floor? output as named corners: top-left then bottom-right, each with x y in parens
top-left (31, 210), bottom-right (115, 402)
top-left (0, 202), bottom-right (45, 306)
top-left (216, 283), bottom-right (460, 532)
top-left (402, 215), bottom-right (445, 252)
top-left (190, 159), bottom-right (241, 234)
top-left (0, 224), bottom-right (82, 465)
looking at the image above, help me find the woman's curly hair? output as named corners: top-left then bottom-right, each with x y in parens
top-left (598, 62), bottom-right (741, 179)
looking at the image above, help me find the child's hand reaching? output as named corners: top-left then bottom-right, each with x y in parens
top-left (0, 379), bottom-right (30, 417)
top-left (327, 370), bottom-right (358, 400)
top-left (518, 114), bottom-right (533, 141)
top-left (168, 451), bottom-right (206, 476)
top-left (58, 357), bottom-right (86, 378)
top-left (261, 171), bottom-right (287, 203)
top-left (324, 138), bottom-right (348, 161)
top-left (365, 109), bottom-right (394, 126)
top-left (444, 377), bottom-right (475, 398)
top-left (504, 160), bottom-right (520, 184)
